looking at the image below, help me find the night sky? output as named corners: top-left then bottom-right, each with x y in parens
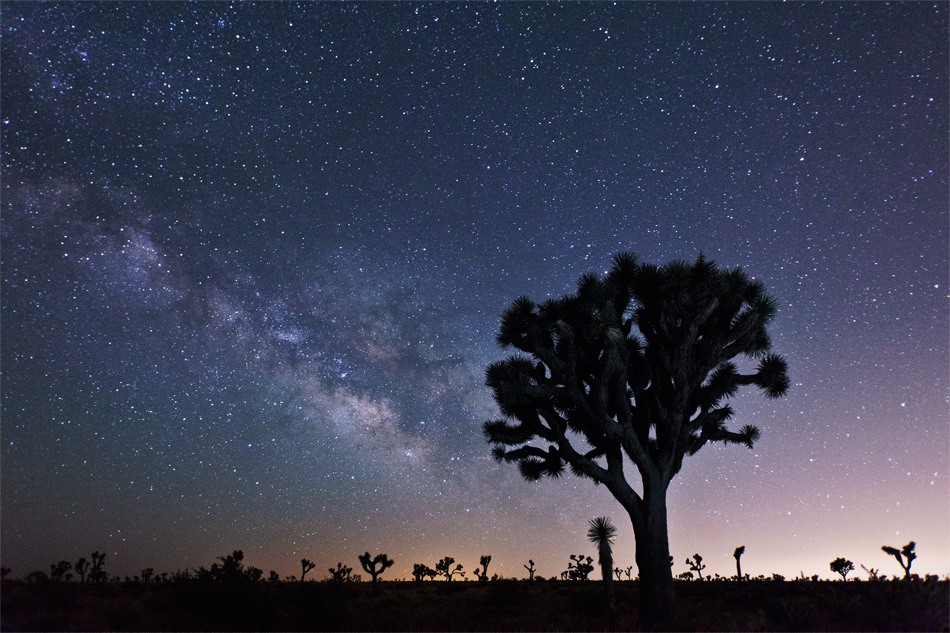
top-left (3, 3), bottom-right (947, 583)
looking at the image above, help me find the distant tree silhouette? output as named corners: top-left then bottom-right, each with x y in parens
top-left (861, 564), bottom-right (881, 581)
top-left (677, 571), bottom-right (694, 581)
top-left (686, 554), bottom-right (706, 581)
top-left (882, 541), bottom-right (917, 580)
top-left (734, 546), bottom-right (746, 581)
top-left (830, 557), bottom-right (854, 580)
top-left (435, 557), bottom-right (463, 581)
top-left (358, 552), bottom-right (394, 584)
top-left (300, 558), bottom-right (316, 583)
top-left (483, 253), bottom-right (789, 628)
top-left (74, 557), bottom-right (89, 584)
top-left (0, 566), bottom-right (11, 580)
top-left (412, 563), bottom-right (436, 582)
top-left (473, 555), bottom-right (492, 582)
top-left (89, 551), bottom-right (107, 583)
top-left (614, 567), bottom-right (623, 581)
top-left (202, 550), bottom-right (260, 584)
top-left (50, 560), bottom-right (72, 582)
top-left (244, 566), bottom-right (264, 582)
top-left (588, 516), bottom-right (618, 625)
top-left (328, 562), bottom-right (352, 582)
top-left (268, 570), bottom-right (281, 583)
top-left (523, 559), bottom-right (537, 581)
top-left (566, 554), bottom-right (594, 581)
top-left (26, 570), bottom-right (49, 583)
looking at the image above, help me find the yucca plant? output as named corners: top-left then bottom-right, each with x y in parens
top-left (588, 516), bottom-right (618, 625)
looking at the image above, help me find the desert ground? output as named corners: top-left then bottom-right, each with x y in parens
top-left (2, 577), bottom-right (948, 632)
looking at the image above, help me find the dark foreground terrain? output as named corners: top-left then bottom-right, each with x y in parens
top-left (2, 578), bottom-right (948, 632)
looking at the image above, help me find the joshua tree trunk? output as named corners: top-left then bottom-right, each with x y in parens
top-left (736, 557), bottom-right (742, 580)
top-left (628, 481), bottom-right (675, 630)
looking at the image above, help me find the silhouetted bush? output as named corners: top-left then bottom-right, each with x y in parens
top-left (830, 557), bottom-right (854, 581)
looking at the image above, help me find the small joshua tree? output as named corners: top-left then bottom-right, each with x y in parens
top-left (50, 560), bottom-right (72, 581)
top-left (90, 551), bottom-right (107, 583)
top-left (861, 564), bottom-right (880, 581)
top-left (686, 554), bottom-right (706, 581)
top-left (358, 552), bottom-right (394, 584)
top-left (209, 550), bottom-right (247, 583)
top-left (435, 556), bottom-right (464, 581)
top-left (75, 557), bottom-right (89, 584)
top-left (328, 562), bottom-right (352, 582)
top-left (268, 570), bottom-right (281, 583)
top-left (524, 559), bottom-right (536, 581)
top-left (882, 541), bottom-right (917, 580)
top-left (473, 555), bottom-right (492, 582)
top-left (412, 563), bottom-right (437, 582)
top-left (300, 558), bottom-right (316, 583)
top-left (140, 568), bottom-right (154, 584)
top-left (830, 557), bottom-right (854, 580)
top-left (678, 571), bottom-right (694, 581)
top-left (567, 554), bottom-right (594, 581)
top-left (734, 546), bottom-right (745, 581)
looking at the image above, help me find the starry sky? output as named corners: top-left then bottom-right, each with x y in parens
top-left (2, 2), bottom-right (947, 583)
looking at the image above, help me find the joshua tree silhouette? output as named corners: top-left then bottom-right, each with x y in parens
top-left (882, 541), bottom-right (917, 579)
top-left (50, 560), bottom-right (72, 582)
top-left (588, 516), bottom-right (618, 625)
top-left (567, 554), bottom-right (595, 581)
top-left (734, 546), bottom-right (745, 581)
top-left (358, 552), bottom-right (394, 584)
top-left (830, 557), bottom-right (854, 580)
top-left (524, 559), bottom-right (536, 581)
top-left (300, 558), bottom-right (316, 583)
top-left (212, 550), bottom-right (244, 583)
top-left (435, 556), bottom-right (463, 581)
top-left (483, 253), bottom-right (788, 627)
top-left (686, 554), bottom-right (706, 581)
top-left (860, 564), bottom-right (880, 581)
top-left (473, 555), bottom-right (492, 582)
top-left (412, 563), bottom-right (436, 582)
top-left (328, 562), bottom-right (352, 582)
top-left (74, 557), bottom-right (89, 584)
top-left (89, 551), bottom-right (107, 583)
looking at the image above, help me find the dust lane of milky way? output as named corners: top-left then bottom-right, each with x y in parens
top-left (2, 2), bottom-right (947, 581)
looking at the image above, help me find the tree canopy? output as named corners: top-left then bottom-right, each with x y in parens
top-left (484, 252), bottom-right (788, 494)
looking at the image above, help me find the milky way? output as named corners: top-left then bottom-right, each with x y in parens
top-left (2, 3), bottom-right (947, 582)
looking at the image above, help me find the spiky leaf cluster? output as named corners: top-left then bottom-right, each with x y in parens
top-left (484, 253), bottom-right (789, 490)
